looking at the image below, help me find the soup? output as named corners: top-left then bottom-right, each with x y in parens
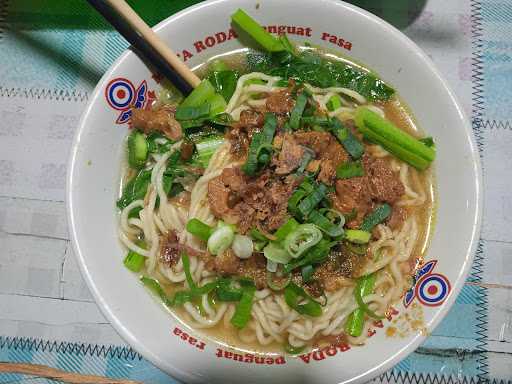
top-left (116, 9), bottom-right (436, 355)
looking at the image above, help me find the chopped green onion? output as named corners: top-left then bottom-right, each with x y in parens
top-left (274, 218), bottom-right (300, 243)
top-left (354, 276), bottom-right (384, 320)
top-left (242, 113), bottom-right (277, 175)
top-left (284, 282), bottom-right (322, 317)
top-left (232, 234), bottom-right (254, 259)
top-left (266, 260), bottom-right (278, 272)
top-left (308, 209), bottom-right (344, 237)
top-left (180, 79), bottom-right (216, 108)
top-left (326, 94), bottom-right (342, 111)
top-left (182, 253), bottom-right (196, 290)
top-left (301, 116), bottom-right (331, 127)
top-left (231, 9), bottom-right (284, 52)
top-left (216, 278), bottom-right (243, 301)
top-left (330, 118), bottom-right (365, 159)
top-left (336, 161), bottom-right (364, 179)
top-left (140, 276), bottom-right (174, 308)
top-left (296, 183), bottom-right (328, 219)
top-left (123, 250), bottom-right (146, 272)
top-left (283, 224), bottom-right (322, 259)
top-left (230, 280), bottom-right (256, 329)
top-left (186, 218), bottom-right (214, 242)
top-left (360, 204), bottom-right (392, 232)
top-left (266, 271), bottom-right (291, 291)
top-left (249, 228), bottom-right (270, 242)
top-left (284, 343), bottom-right (306, 355)
top-left (301, 264), bottom-right (315, 282)
top-left (284, 238), bottom-right (333, 273)
top-left (296, 148), bottom-right (314, 174)
top-left (127, 130), bottom-right (148, 169)
top-left (263, 242), bottom-right (293, 264)
top-left (345, 273), bottom-right (377, 337)
top-left (345, 229), bottom-right (371, 244)
top-left (355, 107), bottom-right (435, 170)
top-left (289, 92), bottom-right (308, 130)
top-left (207, 225), bottom-right (235, 255)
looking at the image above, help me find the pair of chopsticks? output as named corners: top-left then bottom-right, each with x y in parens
top-left (0, 362), bottom-right (142, 383)
top-left (86, 0), bottom-right (201, 95)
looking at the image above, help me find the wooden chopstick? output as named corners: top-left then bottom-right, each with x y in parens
top-left (86, 0), bottom-right (200, 95)
top-left (0, 362), bottom-right (142, 384)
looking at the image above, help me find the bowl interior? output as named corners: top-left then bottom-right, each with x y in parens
top-left (67, 0), bottom-right (481, 383)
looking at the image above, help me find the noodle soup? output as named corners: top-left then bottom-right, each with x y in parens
top-left (116, 10), bottom-right (436, 355)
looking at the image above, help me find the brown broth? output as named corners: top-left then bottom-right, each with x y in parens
top-left (132, 48), bottom-right (436, 355)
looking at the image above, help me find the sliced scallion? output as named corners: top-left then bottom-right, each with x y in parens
top-left (345, 229), bottom-right (371, 244)
top-left (123, 250), bottom-right (146, 272)
top-left (230, 280), bottom-right (256, 329)
top-left (284, 282), bottom-right (322, 317)
top-left (360, 204), bottom-right (392, 232)
top-left (336, 161), bottom-right (364, 179)
top-left (186, 218), bottom-right (214, 242)
top-left (283, 224), bottom-right (323, 259)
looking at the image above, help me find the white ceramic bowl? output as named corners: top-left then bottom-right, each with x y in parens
top-left (67, 0), bottom-right (482, 382)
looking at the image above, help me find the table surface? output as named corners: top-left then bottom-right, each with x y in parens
top-left (0, 0), bottom-right (511, 383)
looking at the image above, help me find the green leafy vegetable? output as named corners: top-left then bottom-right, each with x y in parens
top-left (175, 103), bottom-right (210, 121)
top-left (191, 135), bottom-right (225, 168)
top-left (355, 107), bottom-right (435, 170)
top-left (180, 79), bottom-right (216, 108)
top-left (231, 9), bottom-right (284, 52)
top-left (419, 136), bottom-right (435, 148)
top-left (117, 169), bottom-right (152, 209)
top-left (208, 70), bottom-right (239, 102)
top-left (248, 51), bottom-right (395, 102)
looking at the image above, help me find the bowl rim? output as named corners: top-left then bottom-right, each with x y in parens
top-left (67, 0), bottom-right (482, 382)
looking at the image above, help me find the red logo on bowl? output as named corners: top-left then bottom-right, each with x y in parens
top-left (403, 260), bottom-right (451, 307)
top-left (105, 78), bottom-right (156, 124)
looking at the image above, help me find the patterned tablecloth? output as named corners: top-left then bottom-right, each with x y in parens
top-left (0, 0), bottom-right (511, 383)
